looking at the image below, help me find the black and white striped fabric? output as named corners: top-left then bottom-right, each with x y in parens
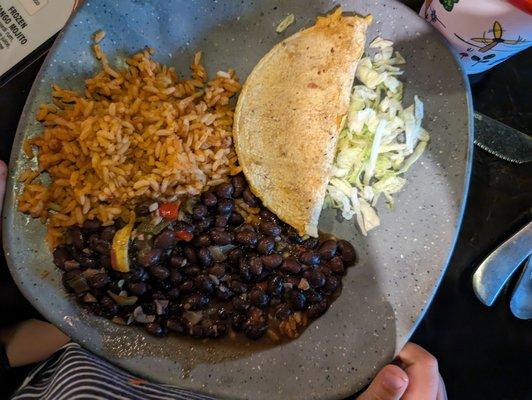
top-left (12, 343), bottom-right (216, 400)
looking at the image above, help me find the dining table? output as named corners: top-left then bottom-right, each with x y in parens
top-left (0, 1), bottom-right (530, 398)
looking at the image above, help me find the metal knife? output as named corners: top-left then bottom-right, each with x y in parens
top-left (474, 112), bottom-right (532, 164)
top-left (473, 221), bottom-right (532, 306)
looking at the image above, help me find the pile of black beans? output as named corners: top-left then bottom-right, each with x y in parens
top-left (53, 175), bottom-right (357, 341)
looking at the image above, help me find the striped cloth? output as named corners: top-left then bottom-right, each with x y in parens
top-left (11, 343), bottom-right (215, 400)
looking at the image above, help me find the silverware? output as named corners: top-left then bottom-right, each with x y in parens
top-left (510, 256), bottom-right (532, 320)
top-left (474, 112), bottom-right (532, 164)
top-left (472, 221), bottom-right (532, 307)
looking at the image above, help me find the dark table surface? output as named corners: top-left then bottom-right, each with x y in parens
top-left (0, 2), bottom-right (531, 399)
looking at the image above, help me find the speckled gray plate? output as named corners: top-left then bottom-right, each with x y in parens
top-left (3, 0), bottom-right (473, 399)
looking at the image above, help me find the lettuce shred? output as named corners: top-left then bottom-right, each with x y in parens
top-left (325, 37), bottom-right (430, 235)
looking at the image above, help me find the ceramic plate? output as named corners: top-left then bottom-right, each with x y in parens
top-left (3, 0), bottom-right (473, 399)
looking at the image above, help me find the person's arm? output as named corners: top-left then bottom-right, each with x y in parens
top-left (0, 160), bottom-right (69, 368)
top-left (357, 342), bottom-right (447, 400)
top-left (0, 319), bottom-right (69, 368)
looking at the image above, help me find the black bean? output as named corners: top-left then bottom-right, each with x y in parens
top-left (64, 260), bottom-right (81, 271)
top-left (83, 219), bottom-right (101, 231)
top-left (179, 280), bottom-right (195, 293)
top-left (231, 313), bottom-right (247, 332)
top-left (243, 321), bottom-right (267, 340)
top-left (136, 201), bottom-right (152, 216)
top-left (306, 289), bottom-right (324, 304)
top-left (62, 270), bottom-right (88, 294)
top-left (227, 248), bottom-right (243, 266)
top-left (207, 263), bottom-right (226, 278)
top-left (258, 220), bottom-right (281, 237)
top-left (155, 279), bottom-right (171, 292)
top-left (167, 288), bottom-right (180, 300)
top-left (307, 299), bottom-right (328, 319)
top-left (194, 275), bottom-right (214, 294)
top-left (174, 221), bottom-right (194, 233)
top-left (210, 228), bottom-right (233, 245)
top-left (101, 226), bottom-right (116, 242)
top-left (249, 288), bottom-right (269, 308)
top-left (242, 188), bottom-right (260, 207)
top-left (218, 306), bottom-right (233, 320)
top-left (274, 303), bottom-right (292, 320)
top-left (259, 209), bottom-right (277, 222)
top-left (197, 247), bottom-right (213, 267)
top-left (169, 269), bottom-right (183, 285)
top-left (327, 256), bottom-right (345, 275)
top-left (217, 198), bottom-right (234, 215)
top-left (53, 246), bottom-right (71, 270)
top-left (201, 191), bottom-right (218, 207)
top-left (281, 257), bottom-right (302, 274)
top-left (216, 285), bottom-right (234, 300)
top-left (215, 182), bottom-right (234, 199)
top-left (205, 321), bottom-right (228, 338)
top-left (145, 322), bottom-right (165, 337)
top-left (303, 237), bottom-right (319, 249)
top-left (137, 248), bottom-right (162, 268)
top-left (190, 325), bottom-right (206, 338)
top-left (229, 280), bottom-right (248, 295)
top-left (231, 175), bottom-right (247, 198)
top-left (152, 291), bottom-right (168, 301)
top-left (228, 212), bottom-right (244, 226)
top-left (215, 214), bottom-right (229, 228)
top-left (126, 267), bottom-right (147, 282)
top-left (299, 251), bottom-right (321, 266)
top-left (194, 216), bottom-right (213, 233)
top-left (261, 253), bottom-right (283, 270)
top-left (337, 240), bottom-right (356, 265)
top-left (100, 295), bottom-right (119, 316)
top-left (305, 270), bottom-right (326, 288)
top-left (89, 234), bottom-right (110, 254)
top-left (238, 258), bottom-right (252, 282)
top-left (128, 282), bottom-right (147, 296)
top-left (182, 293), bottom-right (209, 310)
top-left (166, 317), bottom-right (185, 334)
top-left (184, 266), bottom-right (201, 277)
top-left (74, 253), bottom-right (99, 269)
top-left (192, 204), bottom-right (208, 220)
top-left (235, 230), bottom-right (258, 248)
top-left (289, 290), bottom-right (307, 310)
top-left (149, 265), bottom-right (170, 280)
top-left (232, 296), bottom-right (250, 313)
top-left (100, 255), bottom-right (112, 269)
top-left (318, 239), bottom-right (337, 261)
top-left (71, 228), bottom-right (85, 251)
top-left (154, 229), bottom-right (177, 250)
top-left (257, 237), bottom-right (275, 255)
top-left (184, 247), bottom-right (197, 263)
top-left (267, 275), bottom-right (284, 297)
top-left (287, 230), bottom-right (305, 244)
top-left (193, 233), bottom-right (211, 247)
top-left (170, 256), bottom-right (187, 269)
top-left (88, 272), bottom-right (110, 289)
top-left (324, 276), bottom-right (340, 293)
top-left (142, 302), bottom-right (157, 315)
top-left (249, 256), bottom-right (263, 276)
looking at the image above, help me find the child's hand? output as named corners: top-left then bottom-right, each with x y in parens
top-left (357, 342), bottom-right (447, 400)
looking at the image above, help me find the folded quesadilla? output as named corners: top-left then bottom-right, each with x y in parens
top-left (233, 8), bottom-right (371, 236)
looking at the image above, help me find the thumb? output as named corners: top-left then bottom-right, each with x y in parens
top-left (357, 365), bottom-right (409, 400)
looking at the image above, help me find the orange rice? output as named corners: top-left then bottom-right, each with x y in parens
top-left (18, 43), bottom-right (241, 247)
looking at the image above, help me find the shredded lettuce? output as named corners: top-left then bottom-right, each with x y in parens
top-left (324, 37), bottom-right (430, 235)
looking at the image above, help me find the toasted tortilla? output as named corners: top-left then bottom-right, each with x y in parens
top-left (233, 9), bottom-right (371, 236)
